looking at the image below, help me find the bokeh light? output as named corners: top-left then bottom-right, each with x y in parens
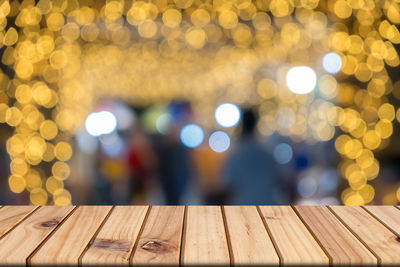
top-left (156, 113), bottom-right (172, 135)
top-left (322, 52), bottom-right (343, 74)
top-left (286, 66), bottom-right (317, 94)
top-left (209, 131), bottom-right (231, 153)
top-left (180, 124), bottom-right (204, 148)
top-left (0, 0), bottom-right (399, 205)
top-left (215, 103), bottom-right (241, 128)
top-left (85, 111), bottom-right (117, 137)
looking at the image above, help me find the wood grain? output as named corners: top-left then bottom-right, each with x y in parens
top-left (131, 206), bottom-right (185, 265)
top-left (81, 206), bottom-right (148, 265)
top-left (0, 206), bottom-right (37, 239)
top-left (223, 206), bottom-right (279, 265)
top-left (294, 206), bottom-right (377, 265)
top-left (330, 206), bottom-right (400, 264)
top-left (182, 206), bottom-right (230, 265)
top-left (258, 206), bottom-right (328, 265)
top-left (0, 206), bottom-right (398, 265)
top-left (29, 206), bottom-right (112, 265)
top-left (0, 206), bottom-right (74, 264)
top-left (363, 206), bottom-right (400, 236)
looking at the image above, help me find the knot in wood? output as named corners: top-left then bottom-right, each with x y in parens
top-left (141, 240), bottom-right (168, 253)
top-left (38, 219), bottom-right (59, 228)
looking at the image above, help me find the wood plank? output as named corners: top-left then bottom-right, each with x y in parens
top-left (223, 206), bottom-right (279, 265)
top-left (81, 206), bottom-right (148, 265)
top-left (131, 206), bottom-right (184, 265)
top-left (0, 206), bottom-right (74, 264)
top-left (330, 206), bottom-right (400, 264)
top-left (29, 206), bottom-right (112, 265)
top-left (363, 206), bottom-right (400, 236)
top-left (294, 206), bottom-right (377, 265)
top-left (258, 206), bottom-right (328, 265)
top-left (182, 206), bottom-right (230, 265)
top-left (0, 206), bottom-right (37, 239)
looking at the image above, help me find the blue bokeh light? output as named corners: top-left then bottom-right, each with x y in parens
top-left (180, 124), bottom-right (204, 148)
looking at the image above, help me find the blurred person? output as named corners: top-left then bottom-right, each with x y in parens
top-left (221, 108), bottom-right (289, 204)
top-left (157, 126), bottom-right (191, 205)
top-left (127, 127), bottom-right (157, 204)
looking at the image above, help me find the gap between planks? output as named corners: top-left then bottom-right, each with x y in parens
top-left (26, 206), bottom-right (78, 265)
top-left (77, 206), bottom-right (116, 264)
top-left (327, 206), bottom-right (382, 264)
top-left (129, 205), bottom-right (152, 265)
top-left (0, 206), bottom-right (399, 265)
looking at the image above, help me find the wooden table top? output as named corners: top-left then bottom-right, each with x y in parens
top-left (0, 206), bottom-right (399, 265)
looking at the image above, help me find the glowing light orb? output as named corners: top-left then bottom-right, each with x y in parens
top-left (273, 143), bottom-right (293, 164)
top-left (156, 113), bottom-right (172, 134)
top-left (322, 52), bottom-right (342, 74)
top-left (209, 131), bottom-right (230, 153)
top-left (180, 124), bottom-right (204, 148)
top-left (85, 111), bottom-right (117, 137)
top-left (214, 103), bottom-right (241, 128)
top-left (286, 66), bottom-right (317, 94)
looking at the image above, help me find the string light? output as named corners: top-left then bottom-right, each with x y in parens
top-left (0, 0), bottom-right (398, 205)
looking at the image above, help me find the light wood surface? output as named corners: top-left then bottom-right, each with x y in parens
top-left (0, 206), bottom-right (73, 264)
top-left (183, 206), bottom-right (230, 265)
top-left (81, 206), bottom-right (148, 265)
top-left (0, 206), bottom-right (37, 238)
top-left (0, 206), bottom-right (400, 265)
top-left (223, 206), bottom-right (280, 265)
top-left (330, 206), bottom-right (400, 264)
top-left (363, 206), bottom-right (400, 236)
top-left (258, 206), bottom-right (328, 265)
top-left (131, 206), bottom-right (185, 265)
top-left (294, 206), bottom-right (377, 265)
top-left (29, 206), bottom-right (112, 265)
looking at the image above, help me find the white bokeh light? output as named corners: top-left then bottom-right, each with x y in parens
top-left (180, 124), bottom-right (204, 148)
top-left (85, 111), bottom-right (117, 137)
top-left (209, 131), bottom-right (230, 153)
top-left (215, 103), bottom-right (241, 128)
top-left (322, 52), bottom-right (342, 74)
top-left (286, 66), bottom-right (317, 94)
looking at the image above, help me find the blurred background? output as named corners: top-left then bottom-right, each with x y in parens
top-left (0, 0), bottom-right (400, 205)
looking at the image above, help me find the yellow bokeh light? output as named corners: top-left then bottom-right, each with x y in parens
top-left (363, 130), bottom-right (381, 150)
top-left (54, 141), bottom-right (72, 162)
top-left (39, 120), bottom-right (58, 140)
top-left (52, 161), bottom-right (70, 180)
top-left (46, 176), bottom-right (64, 194)
top-left (53, 188), bottom-right (72, 205)
top-left (30, 188), bottom-right (48, 205)
top-left (378, 103), bottom-right (395, 121)
top-left (8, 175), bottom-right (26, 193)
top-left (0, 0), bottom-right (398, 206)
